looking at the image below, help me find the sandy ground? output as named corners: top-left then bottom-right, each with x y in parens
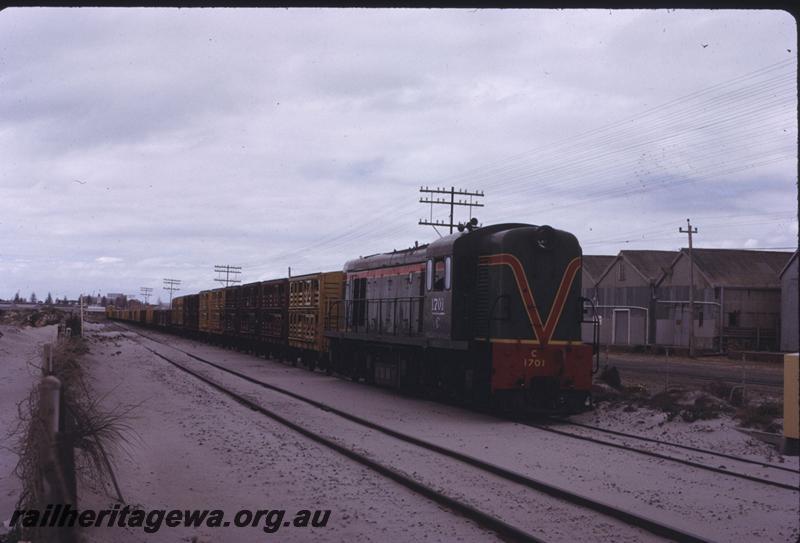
top-left (101, 323), bottom-right (799, 543)
top-left (0, 324), bottom-right (58, 534)
top-left (96, 329), bottom-right (657, 542)
top-left (573, 402), bottom-right (796, 465)
top-left (78, 323), bottom-right (498, 543)
top-left (4, 320), bottom-right (798, 542)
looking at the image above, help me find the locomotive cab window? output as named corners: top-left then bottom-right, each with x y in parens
top-left (426, 260), bottom-right (433, 291)
top-left (433, 258), bottom-right (447, 291)
top-left (426, 257), bottom-right (451, 291)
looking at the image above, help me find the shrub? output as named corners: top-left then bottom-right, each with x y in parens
top-left (736, 401), bottom-right (782, 433)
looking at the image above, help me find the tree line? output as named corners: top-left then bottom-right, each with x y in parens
top-left (7, 292), bottom-right (108, 306)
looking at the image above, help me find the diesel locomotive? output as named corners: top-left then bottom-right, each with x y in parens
top-left (108, 222), bottom-right (599, 414)
top-left (326, 222), bottom-right (597, 412)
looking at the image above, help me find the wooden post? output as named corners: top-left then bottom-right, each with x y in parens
top-left (40, 376), bottom-right (60, 436)
top-left (42, 343), bottom-right (53, 376)
top-left (39, 376), bottom-right (63, 512)
top-left (39, 375), bottom-right (77, 543)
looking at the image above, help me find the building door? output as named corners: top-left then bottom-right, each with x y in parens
top-left (613, 309), bottom-right (630, 345)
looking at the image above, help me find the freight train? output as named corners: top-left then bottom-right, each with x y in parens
top-left (108, 223), bottom-right (599, 413)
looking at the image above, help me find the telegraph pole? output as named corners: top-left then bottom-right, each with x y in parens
top-left (418, 186), bottom-right (484, 234)
top-left (140, 286), bottom-right (153, 305)
top-left (163, 278), bottom-right (181, 305)
top-left (214, 265), bottom-right (242, 287)
top-left (679, 218), bottom-right (698, 357)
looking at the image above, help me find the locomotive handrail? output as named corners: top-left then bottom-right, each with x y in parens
top-left (485, 294), bottom-right (511, 354)
top-left (581, 297), bottom-right (601, 374)
top-left (296, 295), bottom-right (428, 337)
top-left (328, 296), bottom-right (425, 337)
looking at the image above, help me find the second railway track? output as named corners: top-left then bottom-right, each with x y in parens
top-left (522, 420), bottom-right (799, 492)
top-left (116, 323), bottom-right (714, 543)
top-left (551, 418), bottom-right (799, 474)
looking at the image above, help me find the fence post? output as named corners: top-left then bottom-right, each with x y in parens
top-left (741, 353), bottom-right (748, 403)
top-left (39, 375), bottom-right (78, 543)
top-left (40, 376), bottom-right (60, 437)
top-left (42, 343), bottom-right (53, 376)
top-left (39, 376), bottom-right (64, 533)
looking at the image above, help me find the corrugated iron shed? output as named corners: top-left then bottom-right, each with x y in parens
top-left (684, 248), bottom-right (793, 288)
top-left (582, 255), bottom-right (615, 283)
top-left (618, 250), bottom-right (678, 283)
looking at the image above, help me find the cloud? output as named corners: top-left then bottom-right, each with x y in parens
top-left (95, 256), bottom-right (123, 264)
top-left (0, 8), bottom-right (795, 298)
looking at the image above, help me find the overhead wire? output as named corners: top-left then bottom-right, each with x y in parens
top-left (211, 59), bottom-right (798, 274)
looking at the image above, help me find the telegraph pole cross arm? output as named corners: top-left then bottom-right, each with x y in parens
top-left (140, 287), bottom-right (153, 305)
top-left (163, 278), bottom-right (181, 305)
top-left (679, 218), bottom-right (699, 358)
top-left (214, 265), bottom-right (242, 287)
top-left (418, 186), bottom-right (485, 234)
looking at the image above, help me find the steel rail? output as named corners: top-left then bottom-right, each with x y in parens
top-left (521, 422), bottom-right (798, 491)
top-left (119, 323), bottom-right (712, 543)
top-left (552, 419), bottom-right (800, 475)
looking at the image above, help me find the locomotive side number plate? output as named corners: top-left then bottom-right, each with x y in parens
top-left (524, 349), bottom-right (546, 369)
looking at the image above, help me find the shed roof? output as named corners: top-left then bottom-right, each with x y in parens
top-left (582, 255), bottom-right (615, 281)
top-left (619, 250), bottom-right (678, 282)
top-left (779, 250), bottom-right (798, 279)
top-left (678, 248), bottom-right (793, 288)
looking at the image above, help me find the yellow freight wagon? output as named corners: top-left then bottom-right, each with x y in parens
top-left (172, 296), bottom-right (185, 327)
top-left (288, 271), bottom-right (343, 353)
top-left (199, 289), bottom-right (226, 335)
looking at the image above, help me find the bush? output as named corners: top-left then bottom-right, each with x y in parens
top-left (648, 389), bottom-right (730, 422)
top-left (598, 365), bottom-right (622, 389)
top-left (736, 401), bottom-right (782, 433)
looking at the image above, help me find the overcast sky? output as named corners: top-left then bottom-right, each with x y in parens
top-left (0, 8), bottom-right (796, 302)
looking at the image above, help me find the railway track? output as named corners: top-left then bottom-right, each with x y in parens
top-left (522, 420), bottom-right (798, 492)
top-left (556, 419), bottom-right (799, 474)
top-left (114, 323), bottom-right (712, 543)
